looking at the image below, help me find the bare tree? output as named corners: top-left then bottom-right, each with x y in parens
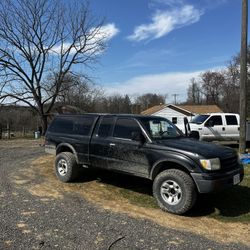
top-left (135, 93), bottom-right (167, 112)
top-left (95, 94), bottom-right (132, 114)
top-left (200, 71), bottom-right (225, 105)
top-left (0, 0), bottom-right (108, 132)
top-left (222, 60), bottom-right (240, 112)
top-left (187, 77), bottom-right (202, 104)
top-left (56, 73), bottom-right (105, 112)
top-left (224, 46), bottom-right (250, 114)
top-left (185, 44), bottom-right (250, 112)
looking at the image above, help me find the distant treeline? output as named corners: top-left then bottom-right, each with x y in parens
top-left (0, 92), bottom-right (167, 133)
top-left (0, 105), bottom-right (38, 133)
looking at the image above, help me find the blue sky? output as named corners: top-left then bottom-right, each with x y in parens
top-left (89, 0), bottom-right (246, 102)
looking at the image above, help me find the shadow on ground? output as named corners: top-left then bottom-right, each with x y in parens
top-left (74, 167), bottom-right (250, 221)
top-left (76, 168), bottom-right (152, 193)
top-left (188, 185), bottom-right (250, 219)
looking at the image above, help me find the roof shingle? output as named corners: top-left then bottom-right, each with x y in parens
top-left (141, 104), bottom-right (223, 115)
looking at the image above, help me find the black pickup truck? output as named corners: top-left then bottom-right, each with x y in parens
top-left (45, 114), bottom-right (244, 214)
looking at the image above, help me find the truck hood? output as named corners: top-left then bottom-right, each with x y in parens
top-left (155, 138), bottom-right (236, 159)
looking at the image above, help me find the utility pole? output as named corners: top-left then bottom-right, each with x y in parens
top-left (239, 0), bottom-right (248, 154)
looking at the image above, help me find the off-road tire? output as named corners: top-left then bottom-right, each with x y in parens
top-left (153, 169), bottom-right (197, 215)
top-left (55, 152), bottom-right (79, 182)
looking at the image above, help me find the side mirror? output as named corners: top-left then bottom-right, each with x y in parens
top-left (184, 117), bottom-right (190, 137)
top-left (131, 131), bottom-right (145, 143)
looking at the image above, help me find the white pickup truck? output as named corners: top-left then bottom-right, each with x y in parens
top-left (188, 113), bottom-right (240, 142)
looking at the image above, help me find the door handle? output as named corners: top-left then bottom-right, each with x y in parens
top-left (222, 127), bottom-right (225, 131)
top-left (109, 143), bottom-right (116, 147)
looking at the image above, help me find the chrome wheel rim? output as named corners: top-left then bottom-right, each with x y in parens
top-left (160, 180), bottom-right (182, 205)
top-left (58, 159), bottom-right (68, 176)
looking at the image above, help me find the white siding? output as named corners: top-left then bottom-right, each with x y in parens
top-left (151, 107), bottom-right (193, 132)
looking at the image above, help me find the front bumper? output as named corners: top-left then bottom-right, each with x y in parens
top-left (191, 165), bottom-right (244, 193)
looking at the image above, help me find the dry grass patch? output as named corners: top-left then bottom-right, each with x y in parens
top-left (12, 155), bottom-right (250, 246)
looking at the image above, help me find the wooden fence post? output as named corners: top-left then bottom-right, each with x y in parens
top-left (7, 123), bottom-right (10, 139)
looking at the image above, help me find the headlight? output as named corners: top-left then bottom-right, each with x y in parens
top-left (200, 158), bottom-right (221, 170)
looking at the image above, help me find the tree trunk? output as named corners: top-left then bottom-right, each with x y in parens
top-left (41, 114), bottom-right (48, 135)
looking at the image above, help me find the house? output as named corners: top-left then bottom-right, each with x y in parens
top-left (141, 104), bottom-right (223, 132)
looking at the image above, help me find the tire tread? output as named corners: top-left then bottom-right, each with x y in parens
top-left (153, 169), bottom-right (197, 215)
top-left (55, 152), bottom-right (79, 182)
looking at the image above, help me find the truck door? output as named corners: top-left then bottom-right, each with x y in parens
top-left (203, 115), bottom-right (226, 141)
top-left (107, 117), bottom-right (150, 176)
top-left (224, 114), bottom-right (239, 140)
top-left (71, 116), bottom-right (98, 164)
top-left (89, 116), bottom-right (115, 169)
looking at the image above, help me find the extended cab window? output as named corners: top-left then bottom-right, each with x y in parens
top-left (73, 116), bottom-right (95, 136)
top-left (205, 115), bottom-right (222, 126)
top-left (49, 117), bottom-right (73, 134)
top-left (49, 116), bottom-right (94, 136)
top-left (226, 115), bottom-right (238, 125)
top-left (113, 118), bottom-right (141, 140)
top-left (97, 116), bottom-right (114, 137)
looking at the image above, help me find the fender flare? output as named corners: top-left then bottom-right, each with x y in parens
top-left (56, 143), bottom-right (79, 163)
top-left (150, 157), bottom-right (196, 180)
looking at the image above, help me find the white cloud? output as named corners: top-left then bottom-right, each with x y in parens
top-left (51, 23), bottom-right (119, 54)
top-left (93, 23), bottom-right (120, 42)
top-left (127, 5), bottom-right (203, 42)
top-left (104, 70), bottom-right (203, 102)
top-left (151, 0), bottom-right (184, 7)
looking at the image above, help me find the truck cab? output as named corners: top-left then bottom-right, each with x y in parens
top-left (189, 113), bottom-right (240, 141)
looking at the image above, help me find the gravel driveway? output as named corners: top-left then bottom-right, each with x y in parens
top-left (0, 139), bottom-right (249, 250)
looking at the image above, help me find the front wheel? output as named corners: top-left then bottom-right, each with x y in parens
top-left (153, 169), bottom-right (197, 215)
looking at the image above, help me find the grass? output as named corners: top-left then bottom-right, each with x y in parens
top-left (206, 164), bottom-right (250, 222)
top-left (11, 137), bottom-right (250, 223)
top-left (95, 164), bottom-right (250, 223)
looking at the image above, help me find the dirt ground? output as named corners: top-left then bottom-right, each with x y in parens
top-left (0, 139), bottom-right (249, 249)
top-left (29, 156), bottom-right (250, 246)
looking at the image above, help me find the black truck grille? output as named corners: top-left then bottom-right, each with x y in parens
top-left (220, 155), bottom-right (238, 171)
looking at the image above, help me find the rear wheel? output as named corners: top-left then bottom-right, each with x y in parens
top-left (153, 169), bottom-right (197, 215)
top-left (55, 152), bottom-right (79, 182)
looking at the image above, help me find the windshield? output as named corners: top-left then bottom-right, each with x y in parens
top-left (139, 117), bottom-right (183, 140)
top-left (190, 115), bottom-right (209, 124)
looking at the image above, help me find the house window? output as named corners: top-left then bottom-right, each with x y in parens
top-left (172, 117), bottom-right (177, 124)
